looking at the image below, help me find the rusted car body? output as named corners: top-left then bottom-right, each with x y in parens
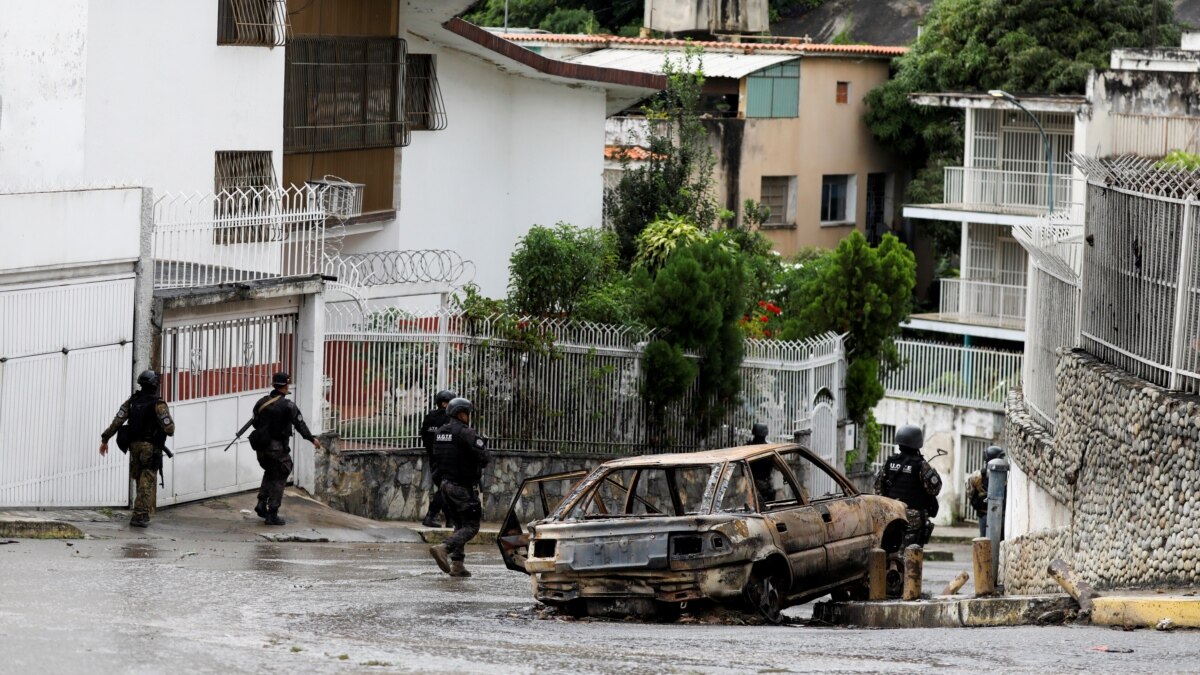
top-left (497, 444), bottom-right (909, 621)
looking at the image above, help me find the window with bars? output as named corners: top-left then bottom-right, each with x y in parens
top-left (217, 0), bottom-right (289, 47)
top-left (213, 151), bottom-right (278, 243)
top-left (759, 176), bottom-right (796, 228)
top-left (404, 54), bottom-right (448, 132)
top-left (836, 81), bottom-right (849, 104)
top-left (285, 37), bottom-right (408, 153)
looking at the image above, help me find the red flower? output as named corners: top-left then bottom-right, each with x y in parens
top-left (764, 329), bottom-right (772, 338)
top-left (758, 300), bottom-right (767, 308)
top-left (759, 315), bottom-right (769, 323)
top-left (766, 303), bottom-right (782, 315)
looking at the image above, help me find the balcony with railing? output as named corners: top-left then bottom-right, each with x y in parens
top-left (908, 278), bottom-right (1027, 339)
top-left (905, 167), bottom-right (1079, 225)
top-left (152, 185), bottom-right (328, 290)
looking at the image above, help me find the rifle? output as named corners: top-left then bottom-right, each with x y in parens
top-left (222, 394), bottom-right (283, 452)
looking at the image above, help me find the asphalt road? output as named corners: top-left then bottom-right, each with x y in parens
top-left (2, 534), bottom-right (1198, 674)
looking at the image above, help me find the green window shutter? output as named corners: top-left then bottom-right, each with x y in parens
top-left (771, 76), bottom-right (799, 118)
top-left (746, 77), bottom-right (774, 118)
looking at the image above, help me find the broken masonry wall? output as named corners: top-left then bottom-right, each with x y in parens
top-left (313, 434), bottom-right (617, 522)
top-left (1002, 350), bottom-right (1200, 592)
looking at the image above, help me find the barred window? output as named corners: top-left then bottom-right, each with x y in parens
top-left (759, 176), bottom-right (796, 228)
top-left (217, 0), bottom-right (288, 47)
top-left (213, 151), bottom-right (277, 243)
top-left (404, 54), bottom-right (447, 132)
top-left (285, 37), bottom-right (408, 153)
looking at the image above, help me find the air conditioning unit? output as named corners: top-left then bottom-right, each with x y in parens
top-left (307, 177), bottom-right (365, 218)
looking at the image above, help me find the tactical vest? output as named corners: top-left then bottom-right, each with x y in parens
top-left (433, 420), bottom-right (483, 487)
top-left (883, 452), bottom-right (928, 510)
top-left (128, 393), bottom-right (166, 447)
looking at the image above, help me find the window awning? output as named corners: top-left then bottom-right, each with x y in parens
top-left (566, 49), bottom-right (801, 79)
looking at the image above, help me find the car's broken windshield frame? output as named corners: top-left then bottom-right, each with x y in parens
top-left (564, 464), bottom-right (722, 519)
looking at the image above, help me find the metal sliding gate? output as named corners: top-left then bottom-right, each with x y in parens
top-left (0, 276), bottom-right (136, 507)
top-left (158, 312), bottom-right (298, 506)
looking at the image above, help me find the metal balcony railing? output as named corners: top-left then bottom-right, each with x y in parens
top-left (152, 186), bottom-right (327, 290)
top-left (943, 167), bottom-right (1077, 214)
top-left (939, 278), bottom-right (1027, 328)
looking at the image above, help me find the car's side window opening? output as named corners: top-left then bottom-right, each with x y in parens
top-left (718, 462), bottom-right (755, 513)
top-left (749, 455), bottom-right (803, 510)
top-left (777, 449), bottom-right (848, 502)
top-left (567, 465), bottom-right (719, 518)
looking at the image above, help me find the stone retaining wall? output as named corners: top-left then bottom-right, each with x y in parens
top-left (314, 434), bottom-right (614, 522)
top-left (1003, 349), bottom-right (1200, 591)
top-left (999, 527), bottom-right (1071, 595)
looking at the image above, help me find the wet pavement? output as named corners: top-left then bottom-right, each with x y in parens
top-left (4, 529), bottom-right (1200, 674)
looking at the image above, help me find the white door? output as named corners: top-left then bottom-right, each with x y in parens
top-left (0, 276), bottom-right (135, 507)
top-left (158, 312), bottom-right (298, 506)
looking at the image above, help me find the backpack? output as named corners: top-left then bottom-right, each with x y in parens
top-left (247, 395), bottom-right (283, 451)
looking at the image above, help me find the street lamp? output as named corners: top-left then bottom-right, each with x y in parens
top-left (989, 89), bottom-right (1053, 214)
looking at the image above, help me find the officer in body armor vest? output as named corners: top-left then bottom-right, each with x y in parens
top-left (967, 445), bottom-right (1005, 537)
top-left (250, 372), bottom-right (322, 526)
top-left (100, 370), bottom-right (175, 528)
top-left (428, 397), bottom-right (489, 578)
top-left (874, 425), bottom-right (942, 546)
top-left (419, 389), bottom-right (458, 529)
top-left (748, 423), bottom-right (769, 445)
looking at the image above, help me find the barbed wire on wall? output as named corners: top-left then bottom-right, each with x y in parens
top-left (323, 250), bottom-right (475, 290)
top-left (1072, 153), bottom-right (1200, 201)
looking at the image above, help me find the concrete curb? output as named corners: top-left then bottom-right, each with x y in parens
top-left (414, 527), bottom-right (498, 546)
top-left (813, 595), bottom-right (1077, 628)
top-left (0, 517), bottom-right (84, 540)
top-left (1092, 596), bottom-right (1200, 629)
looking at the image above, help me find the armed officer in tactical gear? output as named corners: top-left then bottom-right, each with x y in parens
top-left (420, 389), bottom-right (458, 528)
top-left (99, 370), bottom-right (175, 528)
top-left (874, 424), bottom-right (942, 547)
top-left (429, 397), bottom-right (489, 577)
top-left (967, 445), bottom-right (1005, 536)
top-left (251, 372), bottom-right (321, 526)
top-left (748, 423), bottom-right (769, 445)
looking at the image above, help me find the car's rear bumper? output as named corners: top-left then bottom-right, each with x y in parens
top-left (535, 564), bottom-right (753, 605)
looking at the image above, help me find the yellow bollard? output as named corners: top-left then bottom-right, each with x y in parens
top-left (941, 570), bottom-right (970, 596)
top-left (868, 548), bottom-right (887, 601)
top-left (902, 544), bottom-right (923, 601)
top-left (973, 537), bottom-right (995, 596)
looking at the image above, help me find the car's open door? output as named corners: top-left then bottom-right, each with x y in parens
top-left (497, 470), bottom-right (589, 573)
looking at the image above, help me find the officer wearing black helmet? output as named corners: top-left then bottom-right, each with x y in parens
top-left (967, 445), bottom-right (1005, 536)
top-left (250, 372), bottom-right (321, 526)
top-left (748, 423), bottom-right (769, 445)
top-left (429, 397), bottom-right (489, 577)
top-left (874, 425), bottom-right (942, 547)
top-left (420, 389), bottom-right (458, 528)
top-left (99, 370), bottom-right (175, 528)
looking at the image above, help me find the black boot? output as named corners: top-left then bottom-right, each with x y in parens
top-left (264, 512), bottom-right (286, 526)
top-left (254, 498), bottom-right (268, 518)
top-left (421, 514), bottom-right (440, 528)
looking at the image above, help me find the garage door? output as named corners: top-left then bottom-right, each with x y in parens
top-left (158, 312), bottom-right (298, 506)
top-left (0, 276), bottom-right (135, 507)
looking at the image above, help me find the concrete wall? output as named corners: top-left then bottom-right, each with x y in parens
top-left (874, 397), bottom-right (1006, 525)
top-left (1002, 350), bottom-right (1200, 592)
top-left (0, 188), bottom-right (142, 274)
top-left (313, 436), bottom-right (613, 522)
top-left (379, 34), bottom-right (607, 299)
top-left (0, 1), bottom-right (283, 192)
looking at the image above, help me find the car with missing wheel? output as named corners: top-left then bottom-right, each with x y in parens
top-left (496, 444), bottom-right (910, 622)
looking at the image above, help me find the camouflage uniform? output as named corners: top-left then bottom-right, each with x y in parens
top-left (874, 449), bottom-right (941, 546)
top-left (967, 471), bottom-right (989, 536)
top-left (101, 394), bottom-right (175, 524)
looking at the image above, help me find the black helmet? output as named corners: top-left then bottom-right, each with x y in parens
top-left (751, 423), bottom-right (768, 438)
top-left (984, 446), bottom-right (1006, 462)
top-left (895, 425), bottom-right (923, 450)
top-left (434, 389), bottom-right (458, 406)
top-left (137, 370), bottom-right (159, 390)
top-left (272, 372), bottom-right (291, 388)
top-left (447, 397), bottom-right (473, 418)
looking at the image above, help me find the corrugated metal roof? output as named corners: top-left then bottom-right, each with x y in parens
top-left (566, 49), bottom-right (799, 79)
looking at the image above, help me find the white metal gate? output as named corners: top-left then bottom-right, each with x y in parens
top-left (806, 398), bottom-right (837, 498)
top-left (158, 312), bottom-right (298, 506)
top-left (0, 276), bottom-right (135, 507)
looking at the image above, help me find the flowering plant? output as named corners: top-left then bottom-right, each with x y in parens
top-left (740, 299), bottom-right (782, 338)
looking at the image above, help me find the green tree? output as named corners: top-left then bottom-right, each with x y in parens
top-left (864, 0), bottom-right (1181, 257)
top-left (781, 232), bottom-right (916, 464)
top-left (638, 236), bottom-right (747, 444)
top-left (604, 47), bottom-right (720, 267)
top-left (507, 223), bottom-right (618, 318)
top-left (634, 213), bottom-right (704, 272)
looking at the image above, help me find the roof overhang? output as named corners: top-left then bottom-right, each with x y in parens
top-left (497, 32), bottom-right (907, 59)
top-left (909, 92), bottom-right (1090, 114)
top-left (566, 49), bottom-right (800, 79)
top-left (415, 18), bottom-right (665, 114)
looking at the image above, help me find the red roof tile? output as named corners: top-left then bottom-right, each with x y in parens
top-left (498, 33), bottom-right (907, 58)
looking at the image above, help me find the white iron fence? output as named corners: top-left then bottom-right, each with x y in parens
top-left (939, 278), bottom-right (1027, 327)
top-left (1023, 264), bottom-right (1081, 430)
top-left (1076, 157), bottom-right (1200, 392)
top-left (324, 309), bottom-right (845, 457)
top-left (883, 340), bottom-right (1023, 412)
top-left (152, 186), bottom-right (327, 289)
top-left (944, 166), bottom-right (1077, 214)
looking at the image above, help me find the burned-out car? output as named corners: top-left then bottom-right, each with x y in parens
top-left (497, 444), bottom-right (909, 622)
